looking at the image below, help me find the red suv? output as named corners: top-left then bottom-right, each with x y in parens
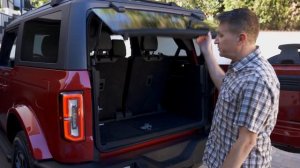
top-left (0, 0), bottom-right (299, 167)
top-left (0, 0), bottom-right (214, 167)
top-left (268, 44), bottom-right (300, 152)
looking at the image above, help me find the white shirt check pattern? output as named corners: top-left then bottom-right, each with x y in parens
top-left (203, 47), bottom-right (280, 168)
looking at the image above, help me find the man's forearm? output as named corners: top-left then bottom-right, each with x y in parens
top-left (196, 33), bottom-right (225, 90)
top-left (222, 127), bottom-right (257, 168)
top-left (203, 51), bottom-right (225, 90)
top-left (221, 140), bottom-right (254, 168)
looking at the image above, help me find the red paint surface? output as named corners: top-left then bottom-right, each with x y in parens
top-left (271, 65), bottom-right (300, 149)
top-left (0, 66), bottom-right (94, 163)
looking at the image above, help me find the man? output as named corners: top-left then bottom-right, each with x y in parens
top-left (197, 8), bottom-right (280, 168)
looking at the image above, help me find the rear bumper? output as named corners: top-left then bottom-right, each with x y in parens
top-left (271, 123), bottom-right (300, 152)
top-left (35, 161), bottom-right (106, 168)
top-left (35, 158), bottom-right (200, 168)
top-left (35, 136), bottom-right (207, 168)
top-left (35, 156), bottom-right (204, 168)
top-left (35, 159), bottom-right (141, 168)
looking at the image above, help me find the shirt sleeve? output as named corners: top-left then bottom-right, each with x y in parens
top-left (233, 76), bottom-right (272, 134)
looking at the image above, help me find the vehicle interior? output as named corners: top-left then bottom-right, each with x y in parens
top-left (87, 12), bottom-right (214, 150)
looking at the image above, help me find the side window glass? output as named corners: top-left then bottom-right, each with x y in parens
top-left (9, 38), bottom-right (17, 67)
top-left (154, 37), bottom-right (187, 57)
top-left (21, 11), bottom-right (62, 63)
top-left (0, 30), bottom-right (18, 67)
top-left (193, 39), bottom-right (201, 56)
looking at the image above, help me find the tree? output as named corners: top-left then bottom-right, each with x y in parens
top-left (155, 0), bottom-right (222, 19)
top-left (31, 0), bottom-right (49, 8)
top-left (156, 0), bottom-right (300, 30)
top-left (192, 0), bottom-right (223, 19)
top-left (253, 0), bottom-right (300, 30)
top-left (223, 0), bottom-right (254, 10)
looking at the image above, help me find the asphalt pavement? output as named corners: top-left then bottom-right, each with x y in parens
top-left (271, 147), bottom-right (300, 168)
top-left (199, 146), bottom-right (300, 168)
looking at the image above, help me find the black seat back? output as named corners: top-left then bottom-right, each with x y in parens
top-left (126, 36), bottom-right (170, 115)
top-left (94, 33), bottom-right (128, 121)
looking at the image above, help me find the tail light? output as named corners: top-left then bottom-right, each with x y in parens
top-left (61, 92), bottom-right (85, 141)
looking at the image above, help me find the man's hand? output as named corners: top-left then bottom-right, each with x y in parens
top-left (196, 32), bottom-right (213, 56)
top-left (196, 35), bottom-right (207, 43)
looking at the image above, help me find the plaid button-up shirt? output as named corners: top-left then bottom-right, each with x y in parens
top-left (203, 48), bottom-right (280, 168)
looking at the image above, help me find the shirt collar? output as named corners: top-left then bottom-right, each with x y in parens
top-left (229, 47), bottom-right (261, 72)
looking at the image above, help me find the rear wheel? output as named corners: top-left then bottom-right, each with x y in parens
top-left (12, 131), bottom-right (34, 168)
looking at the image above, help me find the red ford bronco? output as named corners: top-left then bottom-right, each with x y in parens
top-left (0, 0), bottom-right (299, 167)
top-left (0, 0), bottom-right (214, 167)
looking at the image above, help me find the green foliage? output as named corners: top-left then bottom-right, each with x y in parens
top-left (223, 0), bottom-right (254, 10)
top-left (253, 0), bottom-right (300, 30)
top-left (31, 0), bottom-right (49, 8)
top-left (157, 0), bottom-right (222, 19)
top-left (193, 0), bottom-right (223, 19)
top-left (156, 0), bottom-right (300, 30)
top-left (29, 0), bottom-right (300, 30)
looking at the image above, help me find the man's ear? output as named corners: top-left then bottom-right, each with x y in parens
top-left (238, 33), bottom-right (247, 43)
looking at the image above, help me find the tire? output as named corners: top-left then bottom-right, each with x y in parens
top-left (12, 131), bottom-right (34, 168)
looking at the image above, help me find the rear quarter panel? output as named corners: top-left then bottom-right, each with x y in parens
top-left (271, 65), bottom-right (300, 150)
top-left (7, 66), bottom-right (94, 163)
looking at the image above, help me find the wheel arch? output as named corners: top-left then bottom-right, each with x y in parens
top-left (7, 105), bottom-right (53, 160)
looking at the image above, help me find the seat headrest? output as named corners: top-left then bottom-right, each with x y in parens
top-left (41, 35), bottom-right (58, 63)
top-left (142, 36), bottom-right (157, 52)
top-left (96, 31), bottom-right (112, 51)
top-left (112, 40), bottom-right (126, 57)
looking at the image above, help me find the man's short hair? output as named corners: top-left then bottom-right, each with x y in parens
top-left (217, 8), bottom-right (259, 43)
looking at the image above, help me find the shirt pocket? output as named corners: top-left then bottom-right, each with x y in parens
top-left (219, 86), bottom-right (236, 119)
top-left (220, 86), bottom-right (234, 103)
